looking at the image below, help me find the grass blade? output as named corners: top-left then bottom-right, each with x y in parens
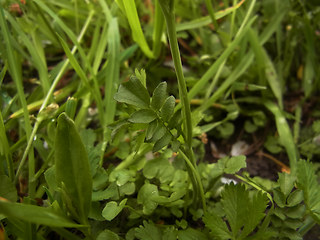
top-left (55, 113), bottom-right (92, 224)
top-left (116, 0), bottom-right (153, 58)
top-left (264, 100), bottom-right (298, 173)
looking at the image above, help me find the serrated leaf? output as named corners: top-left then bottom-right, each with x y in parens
top-left (177, 228), bottom-right (209, 240)
top-left (151, 82), bottom-right (167, 111)
top-left (128, 109), bottom-right (157, 124)
top-left (114, 76), bottom-right (150, 108)
top-left (0, 200), bottom-right (83, 228)
top-left (135, 220), bottom-right (162, 240)
top-left (55, 113), bottom-right (92, 224)
top-left (240, 190), bottom-right (268, 238)
top-left (153, 132), bottom-right (172, 152)
top-left (137, 183), bottom-right (159, 215)
top-left (297, 160), bottom-right (320, 222)
top-left (160, 96), bottom-right (175, 122)
top-left (221, 183), bottom-right (268, 239)
top-left (222, 184), bottom-right (248, 236)
top-left (203, 213), bottom-right (231, 240)
top-left (102, 198), bottom-right (127, 221)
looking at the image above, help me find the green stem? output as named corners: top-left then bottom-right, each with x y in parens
top-left (159, 2), bottom-right (194, 163)
top-left (179, 149), bottom-right (206, 211)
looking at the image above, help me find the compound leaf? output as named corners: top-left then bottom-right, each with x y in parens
top-left (114, 77), bottom-right (150, 109)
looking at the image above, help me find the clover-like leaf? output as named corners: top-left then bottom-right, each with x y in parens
top-left (102, 198), bottom-right (127, 221)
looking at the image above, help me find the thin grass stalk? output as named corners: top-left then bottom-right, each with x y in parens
top-left (14, 10), bottom-right (94, 184)
top-left (0, 7), bottom-right (35, 196)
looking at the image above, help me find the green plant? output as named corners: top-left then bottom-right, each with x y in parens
top-left (0, 0), bottom-right (320, 239)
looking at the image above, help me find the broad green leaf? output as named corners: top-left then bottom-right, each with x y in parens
top-left (114, 77), bottom-right (150, 109)
top-left (129, 109), bottom-right (157, 123)
top-left (0, 200), bottom-right (83, 228)
top-left (151, 82), bottom-right (167, 111)
top-left (150, 124), bottom-right (167, 142)
top-left (160, 96), bottom-right (175, 122)
top-left (137, 183), bottom-right (159, 215)
top-left (287, 190), bottom-right (304, 207)
top-left (215, 155), bottom-right (246, 174)
top-left (222, 184), bottom-right (268, 239)
top-left (278, 172), bottom-right (295, 197)
top-left (240, 191), bottom-right (269, 238)
top-left (153, 132), bottom-right (172, 152)
top-left (203, 213), bottom-right (231, 240)
top-left (97, 230), bottom-right (120, 240)
top-left (146, 120), bottom-right (158, 141)
top-left (177, 228), bottom-right (209, 240)
top-left (135, 220), bottom-right (162, 240)
top-left (109, 169), bottom-right (134, 187)
top-left (222, 184), bottom-right (248, 236)
top-left (102, 198), bottom-right (127, 221)
top-left (297, 160), bottom-right (320, 223)
top-left (0, 175), bottom-right (17, 202)
top-left (143, 157), bottom-right (174, 183)
top-left (55, 113), bottom-right (92, 224)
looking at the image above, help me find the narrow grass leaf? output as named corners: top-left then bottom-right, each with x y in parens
top-left (0, 175), bottom-right (17, 202)
top-left (116, 0), bottom-right (153, 58)
top-left (263, 49), bottom-right (283, 108)
top-left (104, 18), bottom-right (120, 126)
top-left (176, 0), bottom-right (246, 32)
top-left (264, 100), bottom-right (297, 173)
top-left (114, 77), bottom-right (150, 109)
top-left (129, 109), bottom-right (157, 124)
top-left (0, 200), bottom-right (83, 228)
top-left (152, 0), bottom-right (165, 58)
top-left (55, 113), bottom-right (92, 224)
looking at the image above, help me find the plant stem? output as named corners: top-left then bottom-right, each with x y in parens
top-left (158, 1), bottom-right (194, 164)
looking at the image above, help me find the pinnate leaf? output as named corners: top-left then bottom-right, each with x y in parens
top-left (151, 82), bottom-right (167, 110)
top-left (153, 132), bottom-right (172, 152)
top-left (160, 96), bottom-right (175, 122)
top-left (114, 76), bottom-right (150, 108)
top-left (129, 109), bottom-right (157, 123)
